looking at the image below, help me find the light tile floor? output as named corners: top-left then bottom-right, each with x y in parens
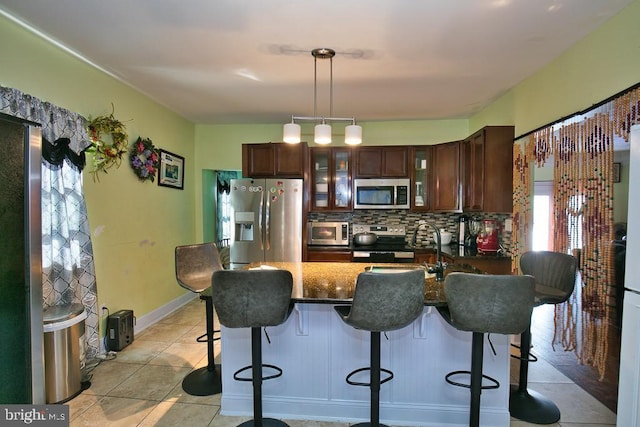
top-left (68, 298), bottom-right (617, 426)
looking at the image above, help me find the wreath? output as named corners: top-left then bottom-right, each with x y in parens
top-left (86, 108), bottom-right (129, 181)
top-left (130, 137), bottom-right (159, 182)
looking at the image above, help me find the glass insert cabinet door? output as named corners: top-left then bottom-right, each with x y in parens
top-left (310, 148), bottom-right (352, 211)
top-left (411, 146), bottom-right (430, 210)
top-left (333, 150), bottom-right (350, 208)
top-left (311, 149), bottom-right (329, 209)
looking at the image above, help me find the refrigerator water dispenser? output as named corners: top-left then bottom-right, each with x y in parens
top-left (235, 211), bottom-right (255, 241)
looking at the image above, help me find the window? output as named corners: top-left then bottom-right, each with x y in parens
top-left (533, 181), bottom-right (554, 251)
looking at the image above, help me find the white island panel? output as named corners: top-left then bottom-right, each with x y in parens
top-left (219, 303), bottom-right (511, 426)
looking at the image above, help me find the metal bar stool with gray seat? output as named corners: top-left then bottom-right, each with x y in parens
top-left (509, 251), bottom-right (578, 424)
top-left (211, 269), bottom-right (294, 427)
top-left (334, 269), bottom-right (425, 427)
top-left (440, 273), bottom-right (535, 427)
top-left (174, 242), bottom-right (224, 396)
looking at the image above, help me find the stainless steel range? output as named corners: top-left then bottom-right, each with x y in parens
top-left (352, 223), bottom-right (415, 263)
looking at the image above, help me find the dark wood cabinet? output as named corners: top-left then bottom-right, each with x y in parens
top-left (462, 126), bottom-right (514, 213)
top-left (309, 147), bottom-right (352, 211)
top-left (306, 249), bottom-right (352, 262)
top-left (432, 141), bottom-right (461, 212)
top-left (454, 257), bottom-right (512, 275)
top-left (355, 146), bottom-right (409, 178)
top-left (242, 142), bottom-right (306, 178)
top-left (410, 146), bottom-right (432, 211)
top-left (462, 131), bottom-right (484, 211)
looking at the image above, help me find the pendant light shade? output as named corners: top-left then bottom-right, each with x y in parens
top-left (314, 123), bottom-right (332, 144)
top-left (283, 122), bottom-right (301, 144)
top-left (283, 48), bottom-right (363, 145)
top-left (345, 124), bottom-right (363, 145)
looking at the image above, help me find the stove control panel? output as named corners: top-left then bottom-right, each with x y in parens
top-left (352, 224), bottom-right (406, 237)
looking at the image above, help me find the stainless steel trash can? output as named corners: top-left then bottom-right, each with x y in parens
top-left (43, 303), bottom-right (87, 403)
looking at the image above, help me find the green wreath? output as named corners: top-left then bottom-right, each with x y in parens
top-left (86, 109), bottom-right (128, 181)
top-left (130, 137), bottom-right (159, 182)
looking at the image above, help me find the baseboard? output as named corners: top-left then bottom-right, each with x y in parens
top-left (220, 394), bottom-right (510, 426)
top-left (133, 291), bottom-right (198, 335)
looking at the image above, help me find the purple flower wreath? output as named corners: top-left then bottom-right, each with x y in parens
top-left (129, 137), bottom-right (159, 182)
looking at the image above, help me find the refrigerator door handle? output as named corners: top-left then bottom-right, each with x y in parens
top-left (265, 192), bottom-right (271, 250)
top-left (258, 191), bottom-right (264, 250)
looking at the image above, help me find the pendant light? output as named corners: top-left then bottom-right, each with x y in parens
top-left (283, 48), bottom-right (362, 145)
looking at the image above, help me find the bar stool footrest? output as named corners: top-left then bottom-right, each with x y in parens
top-left (445, 370), bottom-right (500, 390)
top-left (346, 367), bottom-right (394, 387)
top-left (233, 364), bottom-right (283, 382)
top-left (196, 330), bottom-right (221, 343)
top-left (510, 343), bottom-right (538, 362)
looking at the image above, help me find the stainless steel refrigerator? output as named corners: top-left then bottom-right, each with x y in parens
top-left (229, 178), bottom-right (303, 269)
top-left (0, 113), bottom-right (45, 403)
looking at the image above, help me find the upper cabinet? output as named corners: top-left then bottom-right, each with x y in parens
top-left (432, 141), bottom-right (462, 212)
top-left (462, 131), bottom-right (484, 212)
top-left (242, 142), bottom-right (307, 178)
top-left (410, 146), bottom-right (432, 211)
top-left (461, 126), bottom-right (514, 213)
top-left (241, 128), bottom-right (513, 214)
top-left (354, 146), bottom-right (409, 178)
top-left (309, 147), bottom-right (352, 211)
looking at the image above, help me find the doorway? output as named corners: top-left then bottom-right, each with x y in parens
top-left (532, 181), bottom-right (554, 251)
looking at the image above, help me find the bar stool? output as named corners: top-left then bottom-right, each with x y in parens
top-left (441, 273), bottom-right (535, 427)
top-left (510, 251), bottom-right (577, 424)
top-left (211, 269), bottom-right (294, 427)
top-left (334, 269), bottom-right (425, 427)
top-left (174, 242), bottom-right (224, 396)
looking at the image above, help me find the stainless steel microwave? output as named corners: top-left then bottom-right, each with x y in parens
top-left (353, 178), bottom-right (410, 209)
top-left (307, 221), bottom-right (350, 246)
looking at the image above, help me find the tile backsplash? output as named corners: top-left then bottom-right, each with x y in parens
top-left (308, 210), bottom-right (513, 255)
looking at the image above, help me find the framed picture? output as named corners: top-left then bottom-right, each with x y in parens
top-left (158, 149), bottom-right (184, 189)
top-left (613, 162), bottom-right (621, 183)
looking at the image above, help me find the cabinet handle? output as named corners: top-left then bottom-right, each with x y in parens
top-left (413, 307), bottom-right (432, 339)
top-left (294, 305), bottom-right (308, 336)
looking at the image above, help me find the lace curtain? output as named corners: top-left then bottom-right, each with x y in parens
top-left (215, 170), bottom-right (240, 244)
top-left (0, 86), bottom-right (100, 360)
top-left (512, 85), bottom-right (640, 379)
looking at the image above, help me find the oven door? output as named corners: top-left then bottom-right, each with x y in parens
top-left (352, 251), bottom-right (415, 263)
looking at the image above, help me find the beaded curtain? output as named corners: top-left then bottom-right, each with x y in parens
top-left (511, 139), bottom-right (533, 274)
top-left (513, 86), bottom-right (639, 380)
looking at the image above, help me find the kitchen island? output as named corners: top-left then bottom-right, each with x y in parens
top-left (219, 262), bottom-right (512, 426)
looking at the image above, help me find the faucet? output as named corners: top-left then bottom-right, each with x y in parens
top-left (412, 221), bottom-right (445, 281)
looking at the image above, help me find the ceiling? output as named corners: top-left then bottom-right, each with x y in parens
top-left (0, 0), bottom-right (633, 125)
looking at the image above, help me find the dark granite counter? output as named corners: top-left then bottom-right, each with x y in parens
top-left (307, 243), bottom-right (511, 261)
top-left (414, 244), bottom-right (511, 260)
top-left (247, 261), bottom-right (481, 305)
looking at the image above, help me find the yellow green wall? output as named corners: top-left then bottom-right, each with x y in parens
top-left (0, 15), bottom-right (196, 320)
top-left (470, 0), bottom-right (640, 135)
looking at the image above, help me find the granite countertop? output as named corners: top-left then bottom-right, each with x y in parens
top-left (413, 244), bottom-right (511, 260)
top-left (246, 262), bottom-right (481, 305)
top-left (307, 244), bottom-right (511, 260)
